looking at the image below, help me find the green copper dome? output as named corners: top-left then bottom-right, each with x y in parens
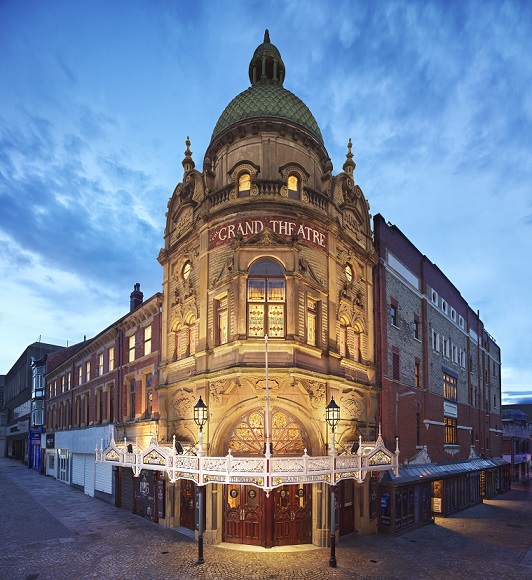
top-left (211, 30), bottom-right (323, 144)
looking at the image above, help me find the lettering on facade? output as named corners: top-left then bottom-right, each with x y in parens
top-left (209, 218), bottom-right (327, 250)
top-left (343, 210), bottom-right (361, 234)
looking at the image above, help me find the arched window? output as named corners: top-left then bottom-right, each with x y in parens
top-left (228, 409), bottom-right (308, 455)
top-left (238, 172), bottom-right (251, 196)
top-left (288, 174), bottom-right (299, 199)
top-left (247, 258), bottom-right (285, 338)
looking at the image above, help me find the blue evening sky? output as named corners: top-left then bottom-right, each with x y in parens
top-left (1, 0), bottom-right (531, 403)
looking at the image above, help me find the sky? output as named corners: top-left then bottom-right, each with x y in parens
top-left (0, 0), bottom-right (531, 404)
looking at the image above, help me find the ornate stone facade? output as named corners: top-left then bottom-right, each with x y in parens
top-left (155, 32), bottom-right (380, 545)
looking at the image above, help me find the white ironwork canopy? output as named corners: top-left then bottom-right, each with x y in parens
top-left (95, 429), bottom-right (400, 490)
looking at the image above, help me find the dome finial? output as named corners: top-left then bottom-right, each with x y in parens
top-left (264, 29), bottom-right (270, 43)
top-left (343, 138), bottom-right (356, 174)
top-left (182, 136), bottom-right (195, 173)
top-left (249, 30), bottom-right (285, 87)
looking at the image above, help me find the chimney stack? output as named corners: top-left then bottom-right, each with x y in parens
top-left (130, 283), bottom-right (144, 311)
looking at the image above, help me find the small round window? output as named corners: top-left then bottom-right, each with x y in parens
top-left (183, 261), bottom-right (192, 280)
top-left (345, 264), bottom-right (353, 283)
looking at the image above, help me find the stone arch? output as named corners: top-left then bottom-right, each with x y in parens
top-left (210, 402), bottom-right (323, 457)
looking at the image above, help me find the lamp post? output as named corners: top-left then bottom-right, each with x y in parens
top-left (326, 396), bottom-right (340, 568)
top-left (326, 396), bottom-right (340, 456)
top-left (193, 395), bottom-right (208, 565)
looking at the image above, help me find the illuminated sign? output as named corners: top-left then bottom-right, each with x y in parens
top-left (209, 218), bottom-right (327, 250)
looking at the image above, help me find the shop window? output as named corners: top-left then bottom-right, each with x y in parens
top-left (247, 259), bottom-right (285, 338)
top-left (238, 172), bottom-right (251, 197)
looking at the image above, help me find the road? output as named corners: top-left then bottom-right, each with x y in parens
top-left (1, 457), bottom-right (530, 579)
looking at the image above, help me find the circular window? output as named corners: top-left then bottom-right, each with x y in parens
top-left (183, 261), bottom-right (192, 280)
top-left (345, 264), bottom-right (353, 283)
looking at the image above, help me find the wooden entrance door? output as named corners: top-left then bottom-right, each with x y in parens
top-left (338, 479), bottom-right (355, 535)
top-left (224, 484), bottom-right (263, 545)
top-left (180, 480), bottom-right (196, 530)
top-left (273, 484), bottom-right (312, 545)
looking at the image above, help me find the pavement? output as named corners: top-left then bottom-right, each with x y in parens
top-left (0, 457), bottom-right (531, 579)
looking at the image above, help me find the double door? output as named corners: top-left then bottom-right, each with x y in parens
top-left (273, 484), bottom-right (311, 545)
top-left (224, 483), bottom-right (311, 546)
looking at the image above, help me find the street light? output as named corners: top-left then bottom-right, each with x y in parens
top-left (325, 396), bottom-right (340, 568)
top-left (194, 395), bottom-right (208, 457)
top-left (326, 396), bottom-right (340, 456)
top-left (193, 395), bottom-right (208, 565)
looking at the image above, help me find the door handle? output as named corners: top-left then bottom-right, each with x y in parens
top-left (240, 508), bottom-right (245, 521)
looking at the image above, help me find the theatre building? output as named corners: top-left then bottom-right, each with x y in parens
top-left (122, 31), bottom-right (397, 547)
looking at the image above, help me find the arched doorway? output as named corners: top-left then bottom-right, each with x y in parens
top-left (222, 408), bottom-right (312, 547)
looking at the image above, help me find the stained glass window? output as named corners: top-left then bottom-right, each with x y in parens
top-left (247, 259), bottom-right (285, 338)
top-left (228, 410), bottom-right (307, 456)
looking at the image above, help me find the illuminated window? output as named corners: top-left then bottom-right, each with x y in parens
top-left (128, 335), bottom-right (135, 363)
top-left (247, 259), bottom-right (285, 338)
top-left (78, 366), bottom-right (83, 385)
top-left (445, 417), bottom-right (457, 444)
top-left (287, 174), bottom-right (299, 199)
top-left (61, 376), bottom-right (65, 393)
top-left (444, 373), bottom-right (457, 401)
top-left (345, 264), bottom-right (353, 283)
top-left (67, 372), bottom-right (71, 391)
top-left (108, 346), bottom-right (115, 371)
top-left (183, 261), bottom-right (192, 280)
top-left (415, 361), bottom-right (420, 387)
top-left (307, 297), bottom-right (317, 346)
top-left (229, 410), bottom-right (307, 455)
top-left (85, 361), bottom-right (91, 383)
top-left (98, 353), bottom-right (104, 376)
top-left (217, 296), bottom-right (228, 345)
top-left (238, 172), bottom-right (251, 196)
top-left (144, 326), bottom-right (152, 356)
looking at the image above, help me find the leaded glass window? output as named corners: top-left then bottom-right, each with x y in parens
top-left (247, 259), bottom-right (285, 338)
top-left (228, 410), bottom-right (307, 455)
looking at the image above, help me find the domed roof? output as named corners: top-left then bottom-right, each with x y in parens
top-left (210, 30), bottom-right (323, 144)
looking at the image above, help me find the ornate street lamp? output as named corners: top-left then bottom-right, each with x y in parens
top-left (194, 395), bottom-right (208, 457)
top-left (325, 396), bottom-right (340, 568)
top-left (193, 395), bottom-right (208, 565)
top-left (326, 396), bottom-right (340, 456)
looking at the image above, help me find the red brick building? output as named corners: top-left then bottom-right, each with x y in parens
top-left (374, 215), bottom-right (509, 534)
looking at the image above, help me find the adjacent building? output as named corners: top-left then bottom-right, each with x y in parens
top-left (502, 405), bottom-right (532, 481)
top-left (1, 341), bottom-right (63, 463)
top-left (44, 285), bottom-right (162, 506)
top-left (374, 216), bottom-right (509, 534)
